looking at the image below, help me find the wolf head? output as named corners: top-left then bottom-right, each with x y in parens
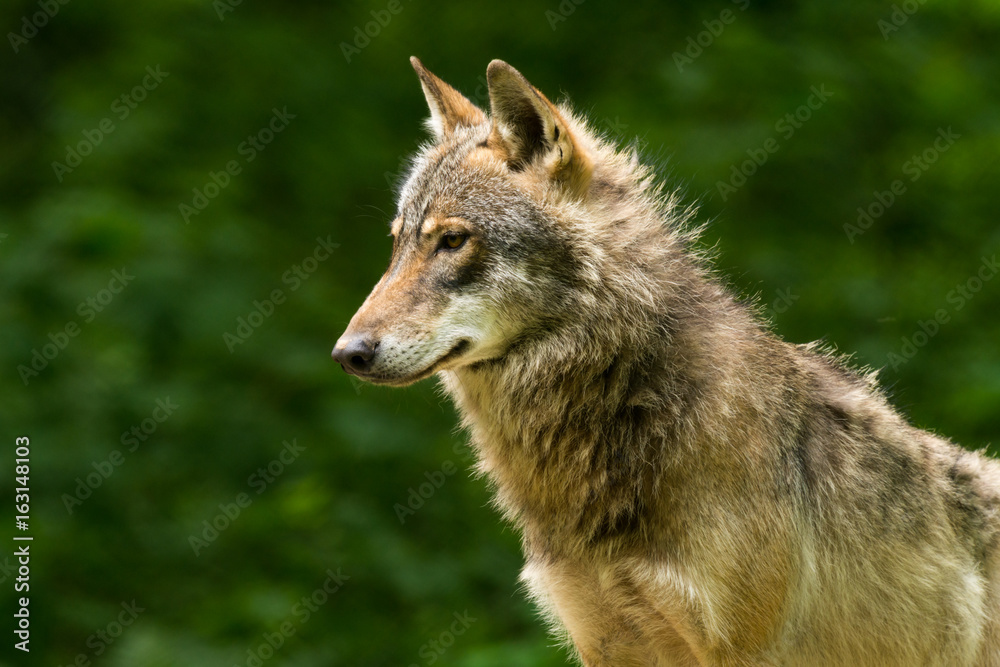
top-left (333, 58), bottom-right (679, 386)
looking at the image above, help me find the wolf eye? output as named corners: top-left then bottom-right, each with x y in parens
top-left (440, 232), bottom-right (468, 251)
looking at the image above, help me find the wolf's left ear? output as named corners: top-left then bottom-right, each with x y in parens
top-left (486, 60), bottom-right (592, 196)
top-left (411, 56), bottom-right (486, 141)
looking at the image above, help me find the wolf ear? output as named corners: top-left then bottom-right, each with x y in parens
top-left (486, 60), bottom-right (592, 196)
top-left (410, 56), bottom-right (486, 141)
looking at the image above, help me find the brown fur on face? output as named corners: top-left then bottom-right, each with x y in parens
top-left (335, 59), bottom-right (1000, 666)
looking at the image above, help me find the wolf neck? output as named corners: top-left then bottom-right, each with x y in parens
top-left (440, 245), bottom-right (767, 556)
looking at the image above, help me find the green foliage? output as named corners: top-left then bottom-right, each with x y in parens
top-left (0, 0), bottom-right (998, 664)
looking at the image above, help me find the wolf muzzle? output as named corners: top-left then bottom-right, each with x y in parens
top-left (331, 334), bottom-right (378, 376)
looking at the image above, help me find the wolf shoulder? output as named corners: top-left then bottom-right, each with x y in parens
top-left (782, 342), bottom-right (1000, 555)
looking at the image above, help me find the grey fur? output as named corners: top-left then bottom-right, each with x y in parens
top-left (333, 59), bottom-right (1000, 666)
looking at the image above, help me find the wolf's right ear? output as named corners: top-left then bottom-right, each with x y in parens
top-left (486, 60), bottom-right (592, 197)
top-left (411, 56), bottom-right (486, 142)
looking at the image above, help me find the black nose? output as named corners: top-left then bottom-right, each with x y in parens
top-left (332, 336), bottom-right (378, 375)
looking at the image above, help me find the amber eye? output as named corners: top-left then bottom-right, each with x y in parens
top-left (440, 232), bottom-right (468, 251)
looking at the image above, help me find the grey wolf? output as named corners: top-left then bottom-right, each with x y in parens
top-left (332, 57), bottom-right (1000, 666)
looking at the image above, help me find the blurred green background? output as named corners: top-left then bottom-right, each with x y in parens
top-left (1, 0), bottom-right (999, 665)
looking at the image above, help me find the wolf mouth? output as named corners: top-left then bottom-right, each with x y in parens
top-left (369, 339), bottom-right (471, 386)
